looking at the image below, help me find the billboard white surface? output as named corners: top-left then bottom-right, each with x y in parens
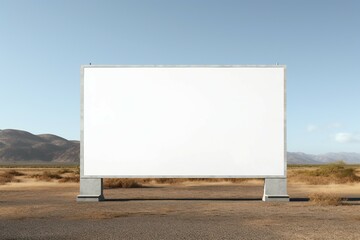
top-left (82, 66), bottom-right (285, 177)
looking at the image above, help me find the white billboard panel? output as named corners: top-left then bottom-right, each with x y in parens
top-left (82, 66), bottom-right (285, 177)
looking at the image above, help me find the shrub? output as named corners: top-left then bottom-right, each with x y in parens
top-left (57, 168), bottom-right (72, 174)
top-left (289, 162), bottom-right (360, 184)
top-left (58, 174), bottom-right (80, 183)
top-left (104, 179), bottom-right (143, 188)
top-left (73, 166), bottom-right (80, 175)
top-left (5, 169), bottom-right (25, 176)
top-left (148, 178), bottom-right (250, 184)
top-left (30, 171), bottom-right (62, 181)
top-left (309, 193), bottom-right (343, 206)
top-left (0, 171), bottom-right (22, 185)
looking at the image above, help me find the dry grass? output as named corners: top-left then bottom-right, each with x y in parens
top-left (101, 178), bottom-right (251, 188)
top-left (2, 163), bottom-right (359, 187)
top-left (309, 192), bottom-right (343, 206)
top-left (139, 178), bottom-right (250, 184)
top-left (58, 173), bottom-right (80, 183)
top-left (56, 168), bottom-right (73, 174)
top-left (5, 169), bottom-right (25, 176)
top-left (30, 170), bottom-right (81, 183)
top-left (288, 162), bottom-right (360, 185)
top-left (57, 168), bottom-right (80, 183)
top-left (104, 179), bottom-right (143, 188)
top-left (29, 171), bottom-right (62, 182)
top-left (0, 173), bottom-right (15, 184)
top-left (0, 170), bottom-right (23, 184)
top-left (72, 166), bottom-right (80, 175)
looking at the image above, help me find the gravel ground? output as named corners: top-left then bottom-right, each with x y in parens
top-left (1, 181), bottom-right (360, 239)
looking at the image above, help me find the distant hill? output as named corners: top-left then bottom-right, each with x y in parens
top-left (287, 152), bottom-right (360, 164)
top-left (287, 152), bottom-right (322, 164)
top-left (0, 129), bottom-right (359, 165)
top-left (0, 129), bottom-right (79, 164)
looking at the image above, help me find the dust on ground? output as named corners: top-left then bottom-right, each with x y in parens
top-left (0, 167), bottom-right (360, 240)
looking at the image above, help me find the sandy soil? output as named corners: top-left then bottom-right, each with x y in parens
top-left (0, 169), bottom-right (360, 239)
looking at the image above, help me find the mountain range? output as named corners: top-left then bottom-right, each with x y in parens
top-left (0, 129), bottom-right (359, 164)
top-left (287, 152), bottom-right (360, 164)
top-left (0, 129), bottom-right (79, 164)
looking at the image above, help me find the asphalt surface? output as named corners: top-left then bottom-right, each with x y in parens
top-left (1, 215), bottom-right (283, 240)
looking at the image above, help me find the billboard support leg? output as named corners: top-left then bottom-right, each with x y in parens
top-left (262, 178), bottom-right (289, 202)
top-left (77, 178), bottom-right (104, 202)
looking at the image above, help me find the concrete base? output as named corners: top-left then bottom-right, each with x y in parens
top-left (262, 178), bottom-right (289, 202)
top-left (77, 195), bottom-right (104, 202)
top-left (77, 178), bottom-right (104, 202)
top-left (76, 177), bottom-right (289, 202)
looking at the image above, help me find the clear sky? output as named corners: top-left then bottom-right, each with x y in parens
top-left (0, 0), bottom-right (359, 154)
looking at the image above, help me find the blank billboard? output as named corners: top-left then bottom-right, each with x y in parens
top-left (82, 66), bottom-right (285, 177)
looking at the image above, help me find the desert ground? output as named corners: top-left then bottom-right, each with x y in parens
top-left (1, 165), bottom-right (360, 240)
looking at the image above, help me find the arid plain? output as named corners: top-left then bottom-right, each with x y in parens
top-left (1, 165), bottom-right (360, 240)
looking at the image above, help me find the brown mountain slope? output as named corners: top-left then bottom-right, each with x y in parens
top-left (0, 129), bottom-right (79, 163)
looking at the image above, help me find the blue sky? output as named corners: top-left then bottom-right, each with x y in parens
top-left (0, 0), bottom-right (359, 154)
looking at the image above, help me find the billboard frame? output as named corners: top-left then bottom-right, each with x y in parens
top-left (78, 65), bottom-right (289, 202)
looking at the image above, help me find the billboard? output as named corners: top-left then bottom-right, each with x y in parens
top-left (81, 66), bottom-right (286, 178)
